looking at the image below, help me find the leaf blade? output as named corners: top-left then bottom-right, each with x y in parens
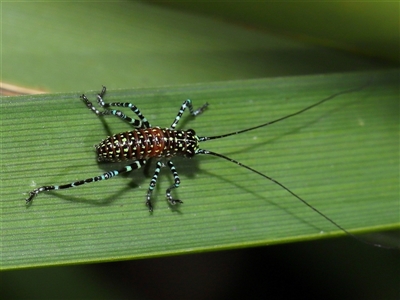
top-left (1, 70), bottom-right (399, 269)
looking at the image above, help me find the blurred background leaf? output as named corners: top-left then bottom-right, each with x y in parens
top-left (161, 1), bottom-right (399, 63)
top-left (2, 1), bottom-right (396, 93)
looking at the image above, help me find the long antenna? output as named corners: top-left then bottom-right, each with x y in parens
top-left (196, 149), bottom-right (397, 249)
top-left (196, 80), bottom-right (398, 249)
top-left (199, 82), bottom-right (370, 142)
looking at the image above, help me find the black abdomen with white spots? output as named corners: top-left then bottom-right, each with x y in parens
top-left (96, 127), bottom-right (199, 162)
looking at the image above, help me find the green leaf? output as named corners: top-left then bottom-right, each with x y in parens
top-left (1, 70), bottom-right (398, 269)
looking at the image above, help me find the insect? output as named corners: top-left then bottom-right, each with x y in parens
top-left (26, 84), bottom-right (393, 249)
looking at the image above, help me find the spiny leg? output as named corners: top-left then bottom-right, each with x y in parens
top-left (170, 99), bottom-right (208, 129)
top-left (81, 86), bottom-right (151, 129)
top-left (26, 160), bottom-right (147, 204)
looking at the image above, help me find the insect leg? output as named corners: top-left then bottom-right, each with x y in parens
top-left (145, 160), bottom-right (183, 211)
top-left (26, 160), bottom-right (147, 204)
top-left (165, 160), bottom-right (183, 207)
top-left (81, 86), bottom-right (151, 129)
top-left (146, 161), bottom-right (162, 212)
top-left (170, 99), bottom-right (208, 129)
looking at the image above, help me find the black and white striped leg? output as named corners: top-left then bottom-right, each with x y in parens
top-left (146, 161), bottom-right (163, 212)
top-left (170, 99), bottom-right (209, 129)
top-left (100, 102), bottom-right (151, 129)
top-left (145, 160), bottom-right (183, 211)
top-left (81, 86), bottom-right (151, 129)
top-left (26, 160), bottom-right (147, 204)
top-left (165, 160), bottom-right (182, 207)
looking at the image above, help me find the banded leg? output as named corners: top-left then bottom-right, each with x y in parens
top-left (165, 160), bottom-right (182, 206)
top-left (170, 99), bottom-right (208, 129)
top-left (26, 160), bottom-right (147, 204)
top-left (145, 160), bottom-right (183, 212)
top-left (146, 161), bottom-right (162, 212)
top-left (81, 86), bottom-right (151, 129)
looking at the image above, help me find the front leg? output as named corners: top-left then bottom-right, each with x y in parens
top-left (170, 99), bottom-right (208, 129)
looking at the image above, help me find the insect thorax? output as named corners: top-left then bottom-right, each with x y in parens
top-left (95, 127), bottom-right (199, 162)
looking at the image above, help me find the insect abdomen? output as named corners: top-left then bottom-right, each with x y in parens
top-left (96, 127), bottom-right (199, 162)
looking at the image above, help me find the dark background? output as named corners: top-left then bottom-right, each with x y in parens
top-left (2, 231), bottom-right (399, 299)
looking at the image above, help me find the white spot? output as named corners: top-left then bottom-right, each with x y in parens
top-left (30, 180), bottom-right (37, 187)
